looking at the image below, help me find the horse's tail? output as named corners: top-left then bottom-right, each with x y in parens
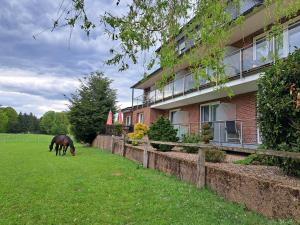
top-left (49, 136), bottom-right (57, 151)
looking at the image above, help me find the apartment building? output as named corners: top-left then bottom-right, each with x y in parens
top-left (122, 0), bottom-right (300, 148)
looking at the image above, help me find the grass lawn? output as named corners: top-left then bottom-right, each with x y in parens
top-left (0, 134), bottom-right (296, 225)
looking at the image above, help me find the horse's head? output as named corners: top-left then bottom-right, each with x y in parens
top-left (70, 146), bottom-right (76, 156)
top-left (49, 144), bottom-right (53, 151)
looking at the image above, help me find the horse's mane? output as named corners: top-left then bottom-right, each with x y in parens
top-left (49, 135), bottom-right (59, 150)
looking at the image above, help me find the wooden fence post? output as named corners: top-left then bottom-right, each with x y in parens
top-left (111, 135), bottom-right (115, 154)
top-left (143, 136), bottom-right (150, 168)
top-left (122, 134), bottom-right (126, 157)
top-left (197, 148), bottom-right (206, 188)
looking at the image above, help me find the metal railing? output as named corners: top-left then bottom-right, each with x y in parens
top-left (135, 37), bottom-right (300, 107)
top-left (172, 119), bottom-right (260, 147)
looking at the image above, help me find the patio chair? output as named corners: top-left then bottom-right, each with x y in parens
top-left (225, 121), bottom-right (241, 143)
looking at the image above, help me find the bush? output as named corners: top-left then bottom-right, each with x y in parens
top-left (257, 50), bottom-right (300, 176)
top-left (205, 149), bottom-right (225, 163)
top-left (148, 117), bottom-right (178, 152)
top-left (201, 123), bottom-right (213, 144)
top-left (128, 123), bottom-right (148, 146)
top-left (114, 123), bottom-right (123, 136)
top-left (182, 133), bottom-right (201, 153)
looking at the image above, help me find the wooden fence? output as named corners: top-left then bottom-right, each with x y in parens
top-left (108, 135), bottom-right (300, 189)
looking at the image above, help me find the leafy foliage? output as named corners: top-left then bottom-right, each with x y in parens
top-left (128, 123), bottom-right (148, 146)
top-left (16, 113), bottom-right (40, 133)
top-left (148, 116), bottom-right (178, 151)
top-left (40, 111), bottom-right (70, 135)
top-left (68, 71), bottom-right (116, 144)
top-left (205, 149), bottom-right (225, 163)
top-left (0, 109), bottom-right (9, 133)
top-left (51, 1), bottom-right (300, 92)
top-left (201, 123), bottom-right (213, 144)
top-left (182, 133), bottom-right (201, 153)
top-left (257, 50), bottom-right (300, 176)
top-left (2, 107), bottom-right (18, 133)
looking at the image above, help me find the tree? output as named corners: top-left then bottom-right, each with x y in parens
top-left (51, 1), bottom-right (300, 90)
top-left (0, 110), bottom-right (8, 133)
top-left (16, 113), bottom-right (40, 133)
top-left (68, 71), bottom-right (117, 143)
top-left (40, 111), bottom-right (69, 135)
top-left (257, 49), bottom-right (300, 176)
top-left (147, 116), bottom-right (178, 152)
top-left (3, 107), bottom-right (19, 133)
top-left (40, 111), bottom-right (56, 134)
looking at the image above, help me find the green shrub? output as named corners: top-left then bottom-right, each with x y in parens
top-left (201, 123), bottom-right (213, 144)
top-left (148, 117), bottom-right (179, 152)
top-left (205, 149), bottom-right (225, 163)
top-left (182, 133), bottom-right (201, 153)
top-left (115, 123), bottom-right (123, 136)
top-left (257, 50), bottom-right (300, 176)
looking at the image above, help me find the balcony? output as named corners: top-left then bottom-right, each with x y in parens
top-left (134, 43), bottom-right (271, 107)
top-left (173, 119), bottom-right (260, 148)
top-left (133, 18), bottom-right (300, 109)
top-left (176, 0), bottom-right (264, 55)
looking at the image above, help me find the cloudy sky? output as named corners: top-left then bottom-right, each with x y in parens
top-left (0, 0), bottom-right (146, 117)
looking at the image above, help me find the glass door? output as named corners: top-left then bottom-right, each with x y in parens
top-left (200, 104), bottom-right (219, 141)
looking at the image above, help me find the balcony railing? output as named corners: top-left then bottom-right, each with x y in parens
top-left (134, 19), bottom-right (300, 107)
top-left (135, 43), bottom-right (272, 106)
top-left (172, 119), bottom-right (259, 147)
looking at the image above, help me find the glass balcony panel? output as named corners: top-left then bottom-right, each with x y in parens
top-left (156, 89), bottom-right (163, 101)
top-left (254, 38), bottom-right (272, 67)
top-left (164, 82), bottom-right (173, 98)
top-left (242, 45), bottom-right (255, 71)
top-left (174, 77), bottom-right (184, 95)
top-left (184, 74), bottom-right (194, 92)
top-left (289, 22), bottom-right (300, 53)
top-left (149, 90), bottom-right (156, 103)
top-left (224, 51), bottom-right (240, 77)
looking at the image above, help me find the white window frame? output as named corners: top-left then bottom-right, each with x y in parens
top-left (286, 19), bottom-right (300, 54)
top-left (125, 115), bottom-right (132, 126)
top-left (169, 109), bottom-right (181, 124)
top-left (253, 15), bottom-right (300, 61)
top-left (253, 34), bottom-right (274, 62)
top-left (200, 101), bottom-right (220, 123)
top-left (137, 113), bottom-right (144, 124)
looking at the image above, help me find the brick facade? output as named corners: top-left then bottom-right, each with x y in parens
top-left (127, 92), bottom-right (257, 144)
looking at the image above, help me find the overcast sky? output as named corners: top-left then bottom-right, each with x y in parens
top-left (0, 0), bottom-right (146, 117)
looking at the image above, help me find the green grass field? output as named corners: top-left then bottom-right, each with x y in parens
top-left (0, 134), bottom-right (296, 225)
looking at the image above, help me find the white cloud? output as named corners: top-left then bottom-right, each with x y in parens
top-left (0, 91), bottom-right (69, 117)
top-left (0, 0), bottom-right (146, 116)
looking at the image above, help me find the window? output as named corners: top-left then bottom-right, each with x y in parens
top-left (200, 104), bottom-right (219, 123)
top-left (137, 113), bottom-right (144, 124)
top-left (177, 38), bottom-right (186, 54)
top-left (125, 116), bottom-right (131, 126)
top-left (254, 37), bottom-right (272, 65)
top-left (288, 21), bottom-right (300, 53)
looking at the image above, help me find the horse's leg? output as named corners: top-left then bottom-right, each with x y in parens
top-left (55, 144), bottom-right (59, 156)
top-left (63, 146), bottom-right (67, 156)
top-left (65, 145), bottom-right (69, 155)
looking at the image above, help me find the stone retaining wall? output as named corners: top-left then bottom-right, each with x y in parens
top-left (92, 135), bottom-right (300, 221)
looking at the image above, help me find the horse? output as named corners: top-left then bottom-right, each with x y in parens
top-left (49, 135), bottom-right (75, 156)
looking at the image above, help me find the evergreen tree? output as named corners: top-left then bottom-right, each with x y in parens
top-left (68, 71), bottom-right (117, 143)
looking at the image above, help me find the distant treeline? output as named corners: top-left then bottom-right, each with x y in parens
top-left (0, 107), bottom-right (70, 135)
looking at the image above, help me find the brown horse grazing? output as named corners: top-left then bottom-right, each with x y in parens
top-left (49, 135), bottom-right (75, 156)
